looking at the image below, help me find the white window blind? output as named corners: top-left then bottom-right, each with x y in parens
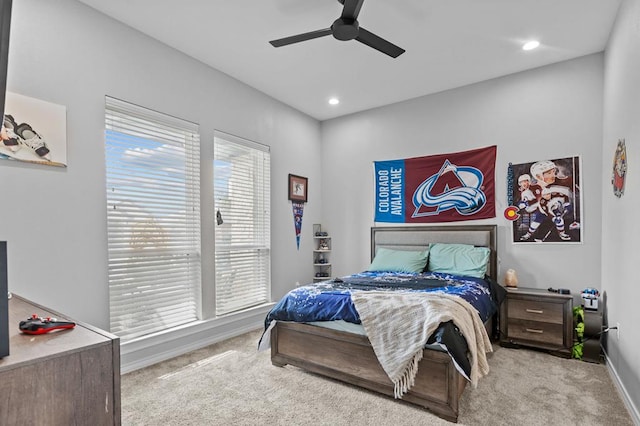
top-left (214, 131), bottom-right (270, 316)
top-left (105, 97), bottom-right (201, 341)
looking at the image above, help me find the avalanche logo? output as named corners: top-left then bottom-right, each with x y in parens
top-left (412, 160), bottom-right (486, 217)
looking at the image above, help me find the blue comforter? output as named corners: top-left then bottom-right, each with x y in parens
top-left (265, 271), bottom-right (498, 328)
top-left (263, 271), bottom-right (505, 380)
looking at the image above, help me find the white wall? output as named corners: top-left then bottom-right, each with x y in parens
top-left (1, 0), bottom-right (322, 337)
top-left (602, 0), bottom-right (640, 419)
top-left (321, 53), bottom-right (604, 295)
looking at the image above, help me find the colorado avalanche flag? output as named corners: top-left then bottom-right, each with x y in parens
top-left (374, 145), bottom-right (496, 223)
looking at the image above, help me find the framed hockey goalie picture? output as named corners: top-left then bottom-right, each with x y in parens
top-left (509, 156), bottom-right (582, 244)
top-left (1, 91), bottom-right (67, 167)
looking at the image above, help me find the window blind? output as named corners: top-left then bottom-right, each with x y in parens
top-left (214, 131), bottom-right (270, 316)
top-left (105, 97), bottom-right (201, 341)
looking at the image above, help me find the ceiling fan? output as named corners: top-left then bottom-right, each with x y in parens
top-left (269, 0), bottom-right (405, 58)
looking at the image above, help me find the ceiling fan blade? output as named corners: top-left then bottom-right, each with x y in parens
top-left (341, 0), bottom-right (365, 20)
top-left (355, 27), bottom-right (405, 58)
top-left (270, 28), bottom-right (333, 47)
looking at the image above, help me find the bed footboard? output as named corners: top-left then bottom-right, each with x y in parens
top-left (271, 321), bottom-right (465, 423)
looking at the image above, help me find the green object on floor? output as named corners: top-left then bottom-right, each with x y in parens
top-left (572, 306), bottom-right (584, 359)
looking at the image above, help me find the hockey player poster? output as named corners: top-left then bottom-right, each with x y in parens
top-left (374, 145), bottom-right (496, 223)
top-left (509, 156), bottom-right (582, 244)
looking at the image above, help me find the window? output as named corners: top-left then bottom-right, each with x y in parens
top-left (214, 131), bottom-right (270, 316)
top-left (105, 97), bottom-right (201, 341)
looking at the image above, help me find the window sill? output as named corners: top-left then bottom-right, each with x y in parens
top-left (120, 302), bottom-right (275, 373)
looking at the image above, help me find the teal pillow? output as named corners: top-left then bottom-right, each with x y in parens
top-left (427, 243), bottom-right (490, 278)
top-left (367, 247), bottom-right (429, 273)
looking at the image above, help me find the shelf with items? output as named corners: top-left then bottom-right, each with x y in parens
top-left (313, 224), bottom-right (331, 281)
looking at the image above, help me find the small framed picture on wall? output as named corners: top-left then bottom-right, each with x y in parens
top-left (288, 174), bottom-right (308, 202)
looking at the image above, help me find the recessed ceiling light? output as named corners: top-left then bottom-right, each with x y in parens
top-left (522, 40), bottom-right (540, 51)
top-left (328, 97), bottom-right (340, 105)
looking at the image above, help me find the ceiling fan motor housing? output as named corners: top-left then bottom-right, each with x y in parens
top-left (332, 18), bottom-right (359, 41)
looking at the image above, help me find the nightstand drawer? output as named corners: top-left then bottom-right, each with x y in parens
top-left (508, 298), bottom-right (564, 324)
top-left (507, 318), bottom-right (564, 347)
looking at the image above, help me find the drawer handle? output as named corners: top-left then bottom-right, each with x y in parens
top-left (525, 328), bottom-right (544, 334)
top-left (525, 309), bottom-right (544, 314)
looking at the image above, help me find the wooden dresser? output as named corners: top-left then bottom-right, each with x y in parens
top-left (500, 287), bottom-right (573, 356)
top-left (0, 295), bottom-right (121, 425)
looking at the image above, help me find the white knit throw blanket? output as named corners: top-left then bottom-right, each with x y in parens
top-left (350, 291), bottom-right (492, 398)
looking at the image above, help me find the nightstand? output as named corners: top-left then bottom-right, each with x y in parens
top-left (500, 287), bottom-right (573, 356)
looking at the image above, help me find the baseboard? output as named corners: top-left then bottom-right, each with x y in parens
top-left (603, 348), bottom-right (640, 425)
top-left (120, 303), bottom-right (274, 374)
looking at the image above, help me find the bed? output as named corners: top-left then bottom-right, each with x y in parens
top-left (262, 225), bottom-right (500, 423)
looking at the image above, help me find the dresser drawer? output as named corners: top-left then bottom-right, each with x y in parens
top-left (507, 298), bottom-right (564, 324)
top-left (507, 318), bottom-right (564, 347)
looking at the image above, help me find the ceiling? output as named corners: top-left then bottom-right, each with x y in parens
top-left (75, 0), bottom-right (621, 121)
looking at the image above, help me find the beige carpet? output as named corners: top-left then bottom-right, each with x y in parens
top-left (121, 329), bottom-right (633, 425)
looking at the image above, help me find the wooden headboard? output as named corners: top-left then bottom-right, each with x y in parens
top-left (371, 225), bottom-right (498, 280)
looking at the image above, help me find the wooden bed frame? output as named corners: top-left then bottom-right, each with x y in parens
top-left (270, 225), bottom-right (498, 423)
